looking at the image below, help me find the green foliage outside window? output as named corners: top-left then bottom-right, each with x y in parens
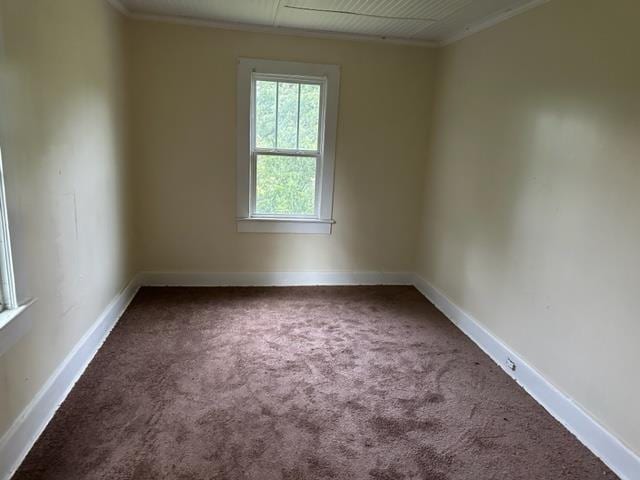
top-left (254, 79), bottom-right (321, 216)
top-left (255, 155), bottom-right (316, 215)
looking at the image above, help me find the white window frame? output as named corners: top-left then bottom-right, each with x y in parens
top-left (0, 146), bottom-right (29, 337)
top-left (236, 58), bottom-right (340, 234)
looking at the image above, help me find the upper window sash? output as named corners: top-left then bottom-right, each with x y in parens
top-left (250, 73), bottom-right (327, 156)
top-left (252, 72), bottom-right (326, 86)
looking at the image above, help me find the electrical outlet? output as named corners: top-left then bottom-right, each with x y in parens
top-left (506, 358), bottom-right (516, 371)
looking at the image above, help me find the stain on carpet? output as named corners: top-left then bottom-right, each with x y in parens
top-left (13, 286), bottom-right (617, 479)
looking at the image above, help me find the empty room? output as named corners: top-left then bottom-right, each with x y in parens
top-left (0, 0), bottom-right (638, 478)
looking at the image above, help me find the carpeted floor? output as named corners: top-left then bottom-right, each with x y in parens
top-left (14, 286), bottom-right (616, 479)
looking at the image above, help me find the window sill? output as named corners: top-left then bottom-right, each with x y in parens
top-left (0, 299), bottom-right (36, 357)
top-left (0, 299), bottom-right (35, 331)
top-left (237, 217), bottom-right (335, 234)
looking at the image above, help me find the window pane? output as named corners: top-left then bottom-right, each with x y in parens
top-left (255, 155), bottom-right (316, 215)
top-left (298, 84), bottom-right (321, 151)
top-left (276, 82), bottom-right (299, 150)
top-left (255, 80), bottom-right (277, 148)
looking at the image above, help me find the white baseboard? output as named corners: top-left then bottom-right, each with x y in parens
top-left (137, 270), bottom-right (414, 287)
top-left (412, 274), bottom-right (640, 480)
top-left (0, 270), bottom-right (409, 478)
top-left (2, 272), bottom-right (637, 480)
top-left (0, 279), bottom-right (140, 480)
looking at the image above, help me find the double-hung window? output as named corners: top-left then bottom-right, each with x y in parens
top-left (0, 146), bottom-right (24, 339)
top-left (236, 58), bottom-right (340, 234)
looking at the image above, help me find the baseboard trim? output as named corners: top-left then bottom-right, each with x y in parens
top-left (2, 272), bottom-right (637, 480)
top-left (137, 270), bottom-right (414, 287)
top-left (412, 274), bottom-right (639, 480)
top-left (0, 279), bottom-right (140, 480)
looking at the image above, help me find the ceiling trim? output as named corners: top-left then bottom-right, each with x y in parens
top-left (438, 0), bottom-right (551, 46)
top-left (127, 12), bottom-right (438, 48)
top-left (103, 0), bottom-right (551, 49)
top-left (105, 0), bottom-right (130, 16)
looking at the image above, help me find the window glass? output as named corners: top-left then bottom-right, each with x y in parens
top-left (255, 80), bottom-right (277, 149)
top-left (255, 79), bottom-right (321, 152)
top-left (255, 154), bottom-right (316, 216)
top-left (298, 84), bottom-right (321, 151)
top-left (276, 82), bottom-right (299, 150)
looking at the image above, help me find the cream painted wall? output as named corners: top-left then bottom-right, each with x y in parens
top-left (127, 21), bottom-right (435, 273)
top-left (417, 0), bottom-right (640, 455)
top-left (0, 0), bottom-right (131, 436)
top-left (2, 0), bottom-right (638, 466)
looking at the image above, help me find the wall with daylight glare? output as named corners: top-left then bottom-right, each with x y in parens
top-left (417, 0), bottom-right (640, 456)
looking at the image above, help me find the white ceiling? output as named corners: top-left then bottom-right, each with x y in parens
top-left (115, 0), bottom-right (548, 46)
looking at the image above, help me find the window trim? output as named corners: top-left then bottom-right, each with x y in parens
top-left (236, 58), bottom-right (340, 234)
top-left (0, 147), bottom-right (17, 312)
top-left (0, 146), bottom-right (34, 345)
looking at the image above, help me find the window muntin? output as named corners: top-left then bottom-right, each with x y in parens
top-left (250, 74), bottom-right (325, 218)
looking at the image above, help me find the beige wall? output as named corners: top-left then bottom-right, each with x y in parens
top-left (0, 0), bottom-right (131, 435)
top-left (2, 0), bottom-right (638, 465)
top-left (417, 0), bottom-right (640, 455)
top-left (127, 21), bottom-right (435, 273)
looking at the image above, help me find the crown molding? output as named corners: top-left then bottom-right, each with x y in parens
top-left (104, 0), bottom-right (130, 16)
top-left (104, 0), bottom-right (550, 49)
top-left (438, 0), bottom-right (551, 46)
top-left (128, 12), bottom-right (437, 48)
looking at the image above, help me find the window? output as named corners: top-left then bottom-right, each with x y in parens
top-left (0, 146), bottom-right (21, 332)
top-left (237, 58), bottom-right (340, 234)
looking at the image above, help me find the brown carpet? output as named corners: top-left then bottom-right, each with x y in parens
top-left (14, 286), bottom-right (616, 479)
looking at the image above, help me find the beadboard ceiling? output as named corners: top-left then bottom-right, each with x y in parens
top-left (114, 0), bottom-right (549, 46)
